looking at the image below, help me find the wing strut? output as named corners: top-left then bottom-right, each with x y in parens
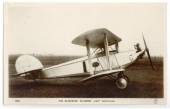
top-left (86, 39), bottom-right (93, 75)
top-left (104, 34), bottom-right (111, 70)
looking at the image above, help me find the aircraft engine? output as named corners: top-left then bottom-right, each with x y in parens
top-left (15, 55), bottom-right (44, 77)
top-left (115, 77), bottom-right (128, 89)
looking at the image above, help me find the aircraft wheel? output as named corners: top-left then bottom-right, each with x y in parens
top-left (115, 77), bottom-right (128, 89)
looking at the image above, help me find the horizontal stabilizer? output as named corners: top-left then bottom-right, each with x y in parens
top-left (72, 28), bottom-right (122, 48)
top-left (9, 73), bottom-right (21, 78)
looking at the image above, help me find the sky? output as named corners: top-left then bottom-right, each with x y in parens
top-left (5, 3), bottom-right (166, 56)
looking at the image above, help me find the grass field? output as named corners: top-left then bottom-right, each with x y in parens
top-left (8, 55), bottom-right (163, 98)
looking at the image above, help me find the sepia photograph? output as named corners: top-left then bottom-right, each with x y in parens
top-left (4, 3), bottom-right (166, 104)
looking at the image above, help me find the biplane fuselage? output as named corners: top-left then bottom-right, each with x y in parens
top-left (42, 49), bottom-right (145, 79)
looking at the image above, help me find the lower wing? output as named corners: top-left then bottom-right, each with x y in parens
top-left (81, 68), bottom-right (124, 82)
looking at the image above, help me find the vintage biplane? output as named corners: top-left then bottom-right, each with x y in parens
top-left (13, 28), bottom-right (154, 89)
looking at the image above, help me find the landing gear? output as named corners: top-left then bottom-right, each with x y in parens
top-left (115, 72), bottom-right (129, 89)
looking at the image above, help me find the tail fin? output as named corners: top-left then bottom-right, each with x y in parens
top-left (15, 55), bottom-right (44, 75)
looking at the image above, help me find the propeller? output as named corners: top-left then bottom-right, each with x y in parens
top-left (142, 33), bottom-right (155, 70)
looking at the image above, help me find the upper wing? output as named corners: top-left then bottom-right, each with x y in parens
top-left (72, 28), bottom-right (122, 48)
top-left (81, 68), bottom-right (124, 82)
